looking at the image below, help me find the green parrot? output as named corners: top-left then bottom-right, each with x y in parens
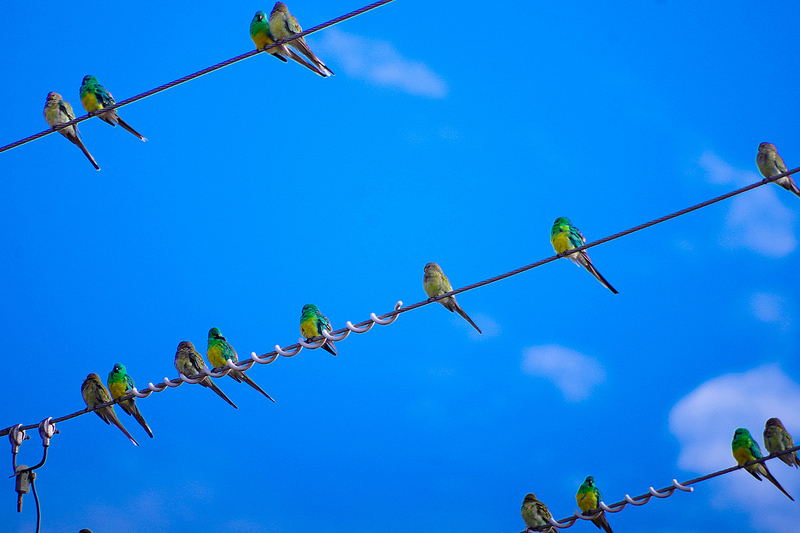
top-left (300, 304), bottom-right (337, 355)
top-left (763, 418), bottom-right (800, 468)
top-left (423, 263), bottom-right (482, 333)
top-left (175, 340), bottom-right (238, 409)
top-left (576, 476), bottom-right (613, 533)
top-left (550, 217), bottom-right (618, 294)
top-left (732, 427), bottom-right (793, 500)
top-left (756, 142), bottom-right (800, 197)
top-left (107, 363), bottom-right (154, 438)
top-left (79, 75), bottom-right (146, 141)
top-left (81, 373), bottom-right (138, 446)
top-left (207, 327), bottom-right (274, 401)
top-left (250, 10), bottom-right (325, 76)
top-left (269, 2), bottom-right (334, 76)
top-left (43, 92), bottom-right (100, 170)
top-left (520, 493), bottom-right (557, 532)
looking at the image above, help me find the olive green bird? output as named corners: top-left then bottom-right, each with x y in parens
top-left (250, 10), bottom-right (325, 76)
top-left (207, 327), bottom-right (274, 401)
top-left (756, 142), bottom-right (800, 198)
top-left (732, 427), bottom-right (793, 500)
top-left (43, 92), bottom-right (100, 170)
top-left (300, 304), bottom-right (338, 355)
top-left (269, 2), bottom-right (334, 77)
top-left (423, 263), bottom-right (482, 334)
top-left (175, 341), bottom-right (238, 409)
top-left (79, 75), bottom-right (146, 141)
top-left (576, 476), bottom-right (614, 533)
top-left (521, 493), bottom-right (557, 532)
top-left (764, 418), bottom-right (800, 468)
top-left (107, 363), bottom-right (154, 438)
top-left (550, 217), bottom-right (618, 294)
top-left (81, 373), bottom-right (139, 446)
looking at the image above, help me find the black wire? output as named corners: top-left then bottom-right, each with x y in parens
top-left (1, 167), bottom-right (799, 438)
top-left (0, 0), bottom-right (396, 154)
top-left (30, 474), bottom-right (40, 533)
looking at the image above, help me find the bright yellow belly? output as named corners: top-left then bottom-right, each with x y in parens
top-left (81, 92), bottom-right (101, 112)
top-left (551, 232), bottom-right (573, 254)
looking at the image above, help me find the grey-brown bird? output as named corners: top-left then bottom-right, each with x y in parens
top-left (423, 262), bottom-right (482, 334)
top-left (756, 142), bottom-right (800, 198)
top-left (764, 417), bottom-right (800, 468)
top-left (81, 373), bottom-right (139, 446)
top-left (521, 493), bottom-right (557, 532)
top-left (175, 341), bottom-right (238, 409)
top-left (43, 92), bottom-right (100, 170)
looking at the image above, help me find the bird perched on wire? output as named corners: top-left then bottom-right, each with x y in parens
top-left (756, 142), bottom-right (800, 198)
top-left (79, 75), bottom-right (147, 142)
top-left (423, 263), bottom-right (482, 334)
top-left (269, 2), bottom-right (334, 76)
top-left (81, 373), bottom-right (138, 445)
top-left (250, 10), bottom-right (325, 76)
top-left (576, 476), bottom-right (614, 533)
top-left (175, 341), bottom-right (238, 409)
top-left (300, 304), bottom-right (338, 355)
top-left (520, 493), bottom-right (557, 532)
top-left (207, 327), bottom-right (274, 401)
top-left (550, 217), bottom-right (618, 294)
top-left (43, 92), bottom-right (100, 170)
top-left (732, 427), bottom-right (793, 500)
top-left (763, 418), bottom-right (800, 468)
top-left (107, 363), bottom-right (154, 438)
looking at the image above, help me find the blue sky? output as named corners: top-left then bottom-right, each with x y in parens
top-left (2, 1), bottom-right (800, 532)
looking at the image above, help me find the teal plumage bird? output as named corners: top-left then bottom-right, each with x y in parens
top-left (576, 476), bottom-right (613, 533)
top-left (79, 75), bottom-right (146, 141)
top-left (520, 493), bottom-right (557, 532)
top-left (81, 373), bottom-right (139, 446)
top-left (423, 263), bottom-right (482, 334)
top-left (107, 363), bottom-right (154, 438)
top-left (175, 341), bottom-right (238, 409)
top-left (43, 92), bottom-right (100, 170)
top-left (732, 427), bottom-right (793, 500)
top-left (764, 418), bottom-right (800, 468)
top-left (207, 327), bottom-right (274, 401)
top-left (269, 2), bottom-right (334, 77)
top-left (250, 10), bottom-right (325, 76)
top-left (757, 142), bottom-right (800, 198)
top-left (300, 304), bottom-right (337, 355)
top-left (550, 217), bottom-right (618, 294)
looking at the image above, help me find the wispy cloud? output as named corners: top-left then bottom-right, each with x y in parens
top-left (699, 151), bottom-right (797, 258)
top-left (315, 29), bottom-right (448, 98)
top-left (669, 365), bottom-right (800, 532)
top-left (520, 344), bottom-right (606, 401)
top-left (750, 292), bottom-right (792, 329)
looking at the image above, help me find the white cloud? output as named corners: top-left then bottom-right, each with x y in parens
top-left (699, 151), bottom-right (797, 258)
top-left (750, 292), bottom-right (792, 329)
top-left (669, 365), bottom-right (800, 532)
top-left (315, 29), bottom-right (448, 98)
top-left (520, 344), bottom-right (605, 401)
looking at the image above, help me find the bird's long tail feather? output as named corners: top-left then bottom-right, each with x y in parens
top-left (203, 378), bottom-right (239, 409)
top-left (321, 339), bottom-right (338, 356)
top-left (117, 117), bottom-right (147, 142)
top-left (284, 46), bottom-right (327, 77)
top-left (238, 371), bottom-right (275, 402)
top-left (455, 304), bottom-right (482, 334)
top-left (70, 136), bottom-right (100, 170)
top-left (579, 253), bottom-right (618, 294)
top-left (291, 40), bottom-right (334, 76)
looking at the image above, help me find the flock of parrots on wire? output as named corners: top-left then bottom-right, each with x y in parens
top-left (32, 1), bottom-right (800, 531)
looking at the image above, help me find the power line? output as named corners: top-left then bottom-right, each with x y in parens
top-left (1, 168), bottom-right (797, 439)
top-left (522, 443), bottom-right (800, 531)
top-left (0, 0), bottom-right (395, 155)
